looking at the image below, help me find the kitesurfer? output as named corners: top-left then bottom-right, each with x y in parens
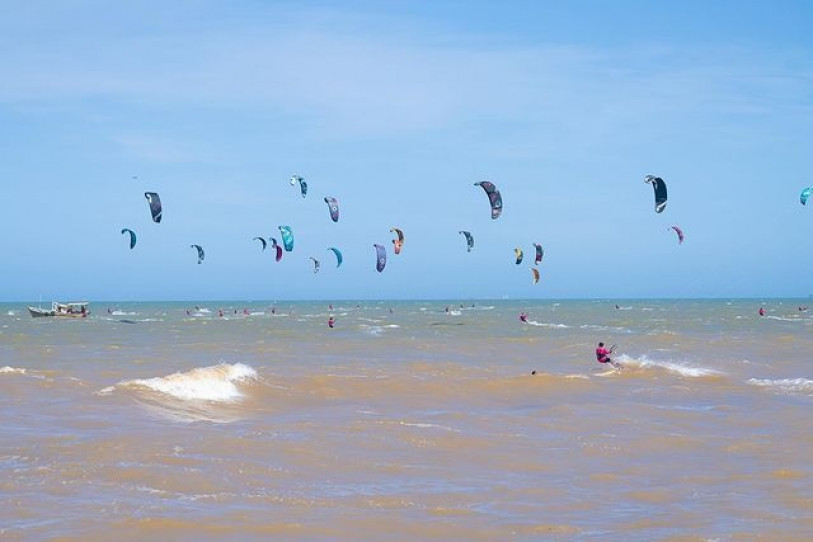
top-left (759, 307), bottom-right (765, 317)
top-left (519, 312), bottom-right (528, 323)
top-left (596, 342), bottom-right (617, 367)
top-left (328, 316), bottom-right (335, 329)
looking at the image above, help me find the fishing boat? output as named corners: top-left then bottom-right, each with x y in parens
top-left (27, 302), bottom-right (90, 318)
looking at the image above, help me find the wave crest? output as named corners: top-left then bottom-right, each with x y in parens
top-left (102, 363), bottom-right (257, 402)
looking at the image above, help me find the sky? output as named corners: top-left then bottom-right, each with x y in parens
top-left (1, 0), bottom-right (812, 301)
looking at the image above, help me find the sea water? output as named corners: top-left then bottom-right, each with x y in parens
top-left (1, 299), bottom-right (811, 540)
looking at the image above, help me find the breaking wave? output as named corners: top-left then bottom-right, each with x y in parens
top-left (100, 363), bottom-right (258, 402)
top-left (616, 355), bottom-right (721, 378)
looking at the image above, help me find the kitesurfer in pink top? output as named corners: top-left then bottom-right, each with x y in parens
top-left (596, 342), bottom-right (617, 367)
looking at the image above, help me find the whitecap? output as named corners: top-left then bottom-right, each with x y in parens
top-left (748, 378), bottom-right (813, 395)
top-left (103, 363), bottom-right (257, 402)
top-left (765, 316), bottom-right (802, 322)
top-left (360, 325), bottom-right (384, 336)
top-left (525, 321), bottom-right (570, 329)
top-left (1, 366), bottom-right (26, 375)
top-left (617, 355), bottom-right (720, 378)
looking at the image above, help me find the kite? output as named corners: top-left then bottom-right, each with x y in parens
top-left (531, 268), bottom-right (540, 284)
top-left (459, 230), bottom-right (474, 252)
top-left (670, 225), bottom-right (685, 244)
top-left (801, 187), bottom-right (812, 206)
top-left (324, 197), bottom-right (339, 222)
top-left (290, 175), bottom-right (307, 197)
top-left (191, 244), bottom-right (205, 264)
top-left (374, 244), bottom-right (386, 272)
top-left (278, 226), bottom-right (294, 252)
top-left (269, 238), bottom-right (282, 261)
top-left (644, 175), bottom-right (667, 213)
top-left (144, 192), bottom-right (162, 223)
top-left (121, 228), bottom-right (136, 249)
top-left (514, 248), bottom-right (523, 265)
top-left (328, 247), bottom-right (343, 267)
top-left (310, 257), bottom-right (320, 274)
top-left (474, 181), bottom-right (503, 219)
top-left (253, 237), bottom-right (267, 250)
top-left (390, 227), bottom-right (404, 255)
top-left (533, 243), bottom-right (543, 265)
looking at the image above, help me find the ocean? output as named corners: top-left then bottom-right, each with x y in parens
top-left (1, 299), bottom-right (811, 540)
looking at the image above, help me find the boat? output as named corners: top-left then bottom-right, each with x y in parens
top-left (27, 302), bottom-right (90, 318)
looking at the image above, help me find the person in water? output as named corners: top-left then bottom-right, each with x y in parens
top-left (759, 307), bottom-right (765, 316)
top-left (328, 316), bottom-right (335, 329)
top-left (596, 342), bottom-right (617, 367)
top-left (519, 312), bottom-right (528, 323)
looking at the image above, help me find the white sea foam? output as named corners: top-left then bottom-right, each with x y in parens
top-left (617, 355), bottom-right (720, 378)
top-left (1, 366), bottom-right (26, 375)
top-left (361, 325), bottom-right (385, 336)
top-left (525, 321), bottom-right (570, 329)
top-left (765, 315), bottom-right (802, 322)
top-left (748, 378), bottom-right (813, 395)
top-left (101, 363), bottom-right (257, 402)
top-left (398, 421), bottom-right (458, 432)
top-left (581, 324), bottom-right (633, 334)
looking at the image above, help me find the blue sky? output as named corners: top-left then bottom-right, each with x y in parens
top-left (1, 0), bottom-right (812, 301)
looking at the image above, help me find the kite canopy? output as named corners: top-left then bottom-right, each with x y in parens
top-left (190, 244), bottom-right (205, 264)
top-left (324, 197), bottom-right (339, 222)
top-left (373, 244), bottom-right (386, 272)
top-left (269, 238), bottom-right (282, 261)
top-left (290, 175), bottom-right (307, 197)
top-left (459, 230), bottom-right (474, 252)
top-left (327, 247), bottom-right (343, 267)
top-left (514, 248), bottom-right (524, 265)
top-left (533, 243), bottom-right (543, 265)
top-left (253, 237), bottom-right (267, 250)
top-left (121, 228), bottom-right (136, 249)
top-left (474, 181), bottom-right (503, 219)
top-left (644, 175), bottom-right (667, 213)
top-left (531, 268), bottom-right (540, 284)
top-left (390, 227), bottom-right (404, 255)
top-left (310, 257), bottom-right (320, 274)
top-left (144, 192), bottom-right (162, 223)
top-left (670, 225), bottom-right (685, 244)
top-left (801, 187), bottom-right (812, 205)
top-left (279, 226), bottom-right (294, 252)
